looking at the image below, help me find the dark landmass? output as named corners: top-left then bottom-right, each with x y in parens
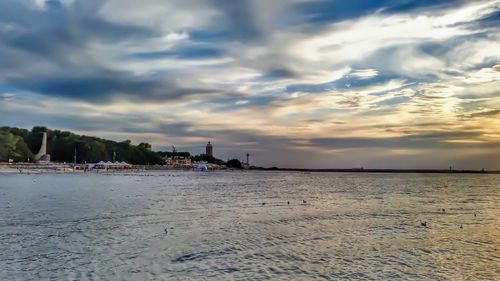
top-left (1, 126), bottom-right (165, 164)
top-left (250, 167), bottom-right (500, 174)
top-left (226, 159), bottom-right (243, 169)
top-left (0, 126), bottom-right (227, 165)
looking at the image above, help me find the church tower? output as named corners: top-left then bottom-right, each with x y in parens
top-left (206, 141), bottom-right (213, 157)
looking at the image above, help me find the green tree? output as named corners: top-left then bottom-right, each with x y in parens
top-left (138, 142), bottom-right (152, 151)
top-left (0, 126), bottom-right (165, 165)
top-left (0, 129), bottom-right (33, 161)
top-left (226, 159), bottom-right (242, 169)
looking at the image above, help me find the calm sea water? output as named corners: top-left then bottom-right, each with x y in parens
top-left (0, 171), bottom-right (499, 280)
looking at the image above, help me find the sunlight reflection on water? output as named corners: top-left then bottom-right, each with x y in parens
top-left (1, 171), bottom-right (499, 280)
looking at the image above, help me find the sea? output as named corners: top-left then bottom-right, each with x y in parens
top-left (0, 171), bottom-right (499, 280)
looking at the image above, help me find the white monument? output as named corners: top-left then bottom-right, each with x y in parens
top-left (34, 132), bottom-right (51, 162)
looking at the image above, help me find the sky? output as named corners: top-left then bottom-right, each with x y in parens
top-left (1, 0), bottom-right (500, 169)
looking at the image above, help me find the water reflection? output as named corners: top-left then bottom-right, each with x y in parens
top-left (0, 172), bottom-right (499, 280)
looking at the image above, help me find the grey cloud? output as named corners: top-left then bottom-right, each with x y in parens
top-left (469, 109), bottom-right (500, 118)
top-left (209, 0), bottom-right (265, 42)
top-left (0, 1), bottom-right (190, 103)
top-left (307, 131), bottom-right (500, 149)
top-left (4, 71), bottom-right (219, 103)
top-left (263, 68), bottom-right (298, 79)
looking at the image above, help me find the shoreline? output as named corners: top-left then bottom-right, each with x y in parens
top-left (253, 167), bottom-right (500, 174)
top-left (1, 166), bottom-right (499, 175)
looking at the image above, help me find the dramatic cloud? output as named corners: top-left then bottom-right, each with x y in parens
top-left (1, 0), bottom-right (500, 168)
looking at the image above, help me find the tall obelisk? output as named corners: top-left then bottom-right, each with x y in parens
top-left (34, 132), bottom-right (50, 162)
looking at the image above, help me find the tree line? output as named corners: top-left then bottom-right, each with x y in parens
top-left (0, 126), bottom-right (242, 167)
top-left (0, 126), bottom-right (164, 164)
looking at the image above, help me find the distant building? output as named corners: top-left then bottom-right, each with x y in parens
top-left (206, 141), bottom-right (213, 157)
top-left (164, 156), bottom-right (191, 167)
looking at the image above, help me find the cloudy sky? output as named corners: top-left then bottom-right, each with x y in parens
top-left (1, 0), bottom-right (500, 169)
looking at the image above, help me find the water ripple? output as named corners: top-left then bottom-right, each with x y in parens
top-left (0, 172), bottom-right (499, 280)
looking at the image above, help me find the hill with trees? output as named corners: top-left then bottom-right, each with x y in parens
top-left (0, 126), bottom-right (164, 164)
top-left (0, 126), bottom-right (231, 166)
top-left (226, 158), bottom-right (242, 169)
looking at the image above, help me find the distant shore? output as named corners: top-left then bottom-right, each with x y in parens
top-left (253, 167), bottom-right (500, 174)
top-left (1, 163), bottom-right (499, 175)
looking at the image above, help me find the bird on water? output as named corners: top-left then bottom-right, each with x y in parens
top-left (421, 222), bottom-right (427, 227)
top-left (303, 200), bottom-right (307, 204)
